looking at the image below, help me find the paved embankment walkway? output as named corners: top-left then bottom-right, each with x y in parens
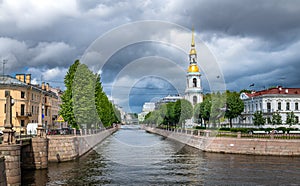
top-left (143, 126), bottom-right (300, 156)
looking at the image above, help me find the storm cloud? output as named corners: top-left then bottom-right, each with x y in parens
top-left (0, 0), bottom-right (299, 112)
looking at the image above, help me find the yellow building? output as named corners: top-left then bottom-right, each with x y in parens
top-left (0, 74), bottom-right (61, 134)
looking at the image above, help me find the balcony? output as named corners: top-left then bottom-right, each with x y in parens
top-left (16, 112), bottom-right (32, 117)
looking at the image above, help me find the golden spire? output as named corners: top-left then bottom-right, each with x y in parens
top-left (189, 27), bottom-right (197, 56)
top-left (191, 27), bottom-right (195, 47)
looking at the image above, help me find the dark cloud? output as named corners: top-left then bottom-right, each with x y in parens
top-left (0, 0), bottom-right (299, 112)
top-left (181, 0), bottom-right (300, 44)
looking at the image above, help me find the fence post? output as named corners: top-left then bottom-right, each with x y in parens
top-left (237, 131), bottom-right (241, 139)
top-left (270, 130), bottom-right (274, 139)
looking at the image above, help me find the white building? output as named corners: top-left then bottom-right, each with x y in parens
top-left (138, 102), bottom-right (156, 122)
top-left (142, 102), bottom-right (155, 112)
top-left (184, 29), bottom-right (203, 106)
top-left (240, 86), bottom-right (300, 125)
top-left (155, 95), bottom-right (183, 110)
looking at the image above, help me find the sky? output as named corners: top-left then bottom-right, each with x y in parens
top-left (0, 0), bottom-right (300, 113)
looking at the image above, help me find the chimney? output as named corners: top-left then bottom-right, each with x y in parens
top-left (15, 74), bottom-right (25, 83)
top-left (46, 83), bottom-right (49, 91)
top-left (42, 82), bottom-right (45, 90)
top-left (25, 74), bottom-right (31, 84)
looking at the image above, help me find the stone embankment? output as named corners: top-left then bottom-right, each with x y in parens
top-left (48, 127), bottom-right (117, 162)
top-left (143, 126), bottom-right (300, 156)
top-left (0, 126), bottom-right (118, 185)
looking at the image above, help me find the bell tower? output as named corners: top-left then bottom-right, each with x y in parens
top-left (185, 28), bottom-right (203, 105)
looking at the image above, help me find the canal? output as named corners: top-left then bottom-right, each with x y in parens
top-left (23, 125), bottom-right (300, 185)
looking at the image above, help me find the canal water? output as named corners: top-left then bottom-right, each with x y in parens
top-left (23, 125), bottom-right (300, 185)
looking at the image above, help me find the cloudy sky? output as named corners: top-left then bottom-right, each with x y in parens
top-left (1, 0), bottom-right (300, 113)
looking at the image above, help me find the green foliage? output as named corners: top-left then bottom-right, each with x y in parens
top-left (253, 111), bottom-right (265, 126)
top-left (198, 96), bottom-right (211, 124)
top-left (225, 91), bottom-right (244, 128)
top-left (194, 126), bottom-right (206, 129)
top-left (210, 92), bottom-right (226, 125)
top-left (59, 60), bottom-right (80, 128)
top-left (239, 89), bottom-right (252, 94)
top-left (73, 64), bottom-right (99, 129)
top-left (60, 60), bottom-right (119, 129)
top-left (286, 111), bottom-right (296, 126)
top-left (176, 99), bottom-right (193, 125)
top-left (272, 111), bottom-right (282, 125)
top-left (144, 99), bottom-right (193, 127)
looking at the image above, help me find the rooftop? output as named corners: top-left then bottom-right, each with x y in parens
top-left (244, 86), bottom-right (300, 98)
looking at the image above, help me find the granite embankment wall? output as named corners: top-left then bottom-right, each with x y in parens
top-left (48, 127), bottom-right (117, 162)
top-left (0, 156), bottom-right (7, 185)
top-left (144, 127), bottom-right (300, 156)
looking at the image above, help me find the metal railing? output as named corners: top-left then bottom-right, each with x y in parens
top-left (147, 125), bottom-right (300, 140)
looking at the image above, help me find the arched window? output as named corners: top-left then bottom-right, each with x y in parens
top-left (193, 96), bottom-right (197, 105)
top-left (193, 78), bottom-right (197, 87)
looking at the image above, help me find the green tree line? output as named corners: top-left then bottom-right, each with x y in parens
top-left (144, 91), bottom-right (245, 128)
top-left (59, 60), bottom-right (120, 129)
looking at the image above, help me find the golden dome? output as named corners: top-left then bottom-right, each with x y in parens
top-left (188, 64), bottom-right (199, 72)
top-left (190, 48), bottom-right (197, 55)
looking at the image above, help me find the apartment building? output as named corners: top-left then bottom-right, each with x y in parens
top-left (0, 74), bottom-right (61, 134)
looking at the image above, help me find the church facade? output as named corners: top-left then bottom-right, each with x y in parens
top-left (184, 29), bottom-right (203, 105)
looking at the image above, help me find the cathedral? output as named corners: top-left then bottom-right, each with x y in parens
top-left (184, 29), bottom-right (203, 105)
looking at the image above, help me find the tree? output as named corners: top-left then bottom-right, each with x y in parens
top-left (210, 92), bottom-right (226, 127)
top-left (60, 60), bottom-right (119, 129)
top-left (199, 96), bottom-right (211, 127)
top-left (73, 63), bottom-right (99, 129)
top-left (175, 99), bottom-right (193, 126)
top-left (193, 103), bottom-right (202, 124)
top-left (225, 92), bottom-right (244, 128)
top-left (286, 111), bottom-right (296, 126)
top-left (253, 111), bottom-right (265, 126)
top-left (59, 60), bottom-right (80, 128)
top-left (272, 111), bottom-right (282, 125)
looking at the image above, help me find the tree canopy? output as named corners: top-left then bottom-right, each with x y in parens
top-left (253, 111), bottom-right (265, 126)
top-left (59, 60), bottom-right (120, 129)
top-left (225, 91), bottom-right (244, 128)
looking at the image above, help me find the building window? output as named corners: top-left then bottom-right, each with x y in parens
top-left (21, 91), bottom-right (25, 98)
top-left (278, 102), bottom-right (281, 110)
top-left (21, 104), bottom-right (25, 116)
top-left (295, 103), bottom-right (299, 110)
top-left (267, 102), bottom-right (271, 112)
top-left (32, 93), bottom-right (34, 100)
top-left (32, 106), bottom-right (34, 114)
top-left (296, 116), bottom-right (299, 124)
top-left (193, 78), bottom-right (197, 87)
top-left (286, 102), bottom-right (290, 111)
top-left (45, 107), bottom-right (48, 116)
top-left (4, 104), bottom-right (6, 113)
top-left (193, 96), bottom-right (197, 105)
top-left (21, 120), bottom-right (25, 127)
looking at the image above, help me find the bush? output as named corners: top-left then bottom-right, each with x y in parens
top-left (194, 126), bottom-right (206, 130)
top-left (219, 127), bottom-right (231, 131)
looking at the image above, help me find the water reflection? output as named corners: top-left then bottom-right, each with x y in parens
top-left (22, 126), bottom-right (300, 185)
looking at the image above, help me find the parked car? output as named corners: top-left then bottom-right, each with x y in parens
top-left (0, 130), bottom-right (3, 136)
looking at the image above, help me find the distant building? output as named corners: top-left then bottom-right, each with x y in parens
top-left (138, 102), bottom-right (155, 122)
top-left (240, 86), bottom-right (300, 125)
top-left (115, 104), bottom-right (126, 124)
top-left (0, 74), bottom-right (62, 134)
top-left (142, 102), bottom-right (155, 112)
top-left (184, 28), bottom-right (203, 105)
top-left (155, 95), bottom-right (183, 110)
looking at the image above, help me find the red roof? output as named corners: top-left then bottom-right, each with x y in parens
top-left (245, 86), bottom-right (300, 98)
